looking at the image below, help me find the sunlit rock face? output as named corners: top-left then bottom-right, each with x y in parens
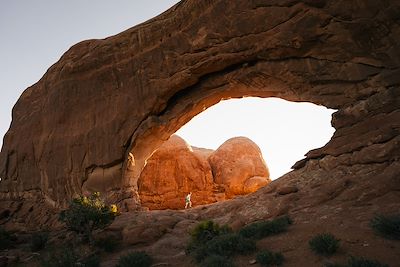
top-left (209, 137), bottom-right (271, 197)
top-left (138, 135), bottom-right (270, 210)
top-left (138, 135), bottom-right (215, 210)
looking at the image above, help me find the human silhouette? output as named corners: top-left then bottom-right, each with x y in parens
top-left (185, 192), bottom-right (192, 209)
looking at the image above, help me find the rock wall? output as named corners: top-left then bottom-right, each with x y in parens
top-left (138, 135), bottom-right (270, 210)
top-left (138, 135), bottom-right (215, 210)
top-left (0, 0), bottom-right (399, 222)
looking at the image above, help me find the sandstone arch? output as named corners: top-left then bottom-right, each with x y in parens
top-left (0, 0), bottom-right (399, 215)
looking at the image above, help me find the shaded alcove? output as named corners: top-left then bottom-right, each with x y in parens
top-left (125, 95), bottom-right (336, 210)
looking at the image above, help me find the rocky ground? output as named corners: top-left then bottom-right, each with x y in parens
top-left (1, 158), bottom-right (399, 267)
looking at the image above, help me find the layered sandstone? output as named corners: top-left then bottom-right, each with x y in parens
top-left (138, 135), bottom-right (270, 210)
top-left (0, 0), bottom-right (398, 231)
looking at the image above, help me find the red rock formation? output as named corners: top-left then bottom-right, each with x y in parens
top-left (0, 0), bottom-right (398, 231)
top-left (0, 1), bottom-right (399, 265)
top-left (138, 135), bottom-right (270, 210)
top-left (138, 135), bottom-right (215, 210)
top-left (209, 137), bottom-right (271, 197)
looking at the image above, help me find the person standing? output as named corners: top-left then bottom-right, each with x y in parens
top-left (185, 192), bottom-right (192, 209)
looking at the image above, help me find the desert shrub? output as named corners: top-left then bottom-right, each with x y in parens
top-left (59, 192), bottom-right (116, 242)
top-left (190, 220), bottom-right (232, 245)
top-left (191, 233), bottom-right (256, 262)
top-left (256, 249), bottom-right (284, 266)
top-left (200, 255), bottom-right (235, 267)
top-left (206, 233), bottom-right (256, 257)
top-left (94, 236), bottom-right (119, 252)
top-left (187, 220), bottom-right (255, 263)
top-left (30, 231), bottom-right (49, 251)
top-left (309, 233), bottom-right (340, 256)
top-left (0, 227), bottom-right (16, 250)
top-left (346, 256), bottom-right (389, 267)
top-left (187, 220), bottom-right (232, 254)
top-left (370, 213), bottom-right (400, 240)
top-left (238, 215), bottom-right (292, 240)
top-left (116, 251), bottom-right (152, 267)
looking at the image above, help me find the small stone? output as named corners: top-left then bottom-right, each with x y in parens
top-left (277, 186), bottom-right (299, 195)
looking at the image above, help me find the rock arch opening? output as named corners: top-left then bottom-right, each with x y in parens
top-left (130, 97), bottom-right (335, 210)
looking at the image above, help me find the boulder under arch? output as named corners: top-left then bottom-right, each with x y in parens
top-left (0, 0), bottom-right (399, 217)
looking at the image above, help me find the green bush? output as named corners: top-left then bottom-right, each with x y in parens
top-left (94, 236), bottom-right (119, 252)
top-left (346, 256), bottom-right (389, 267)
top-left (370, 214), bottom-right (400, 240)
top-left (239, 215), bottom-right (292, 240)
top-left (256, 249), bottom-right (284, 266)
top-left (207, 233), bottom-right (256, 257)
top-left (187, 220), bottom-right (256, 263)
top-left (309, 233), bottom-right (340, 256)
top-left (200, 255), bottom-right (235, 267)
top-left (30, 231), bottom-right (49, 251)
top-left (0, 227), bottom-right (15, 250)
top-left (190, 220), bottom-right (232, 245)
top-left (59, 192), bottom-right (116, 242)
top-left (187, 220), bottom-right (232, 255)
top-left (116, 251), bottom-right (152, 267)
top-left (191, 233), bottom-right (256, 262)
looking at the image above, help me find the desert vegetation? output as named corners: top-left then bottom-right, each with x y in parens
top-left (309, 233), bottom-right (340, 256)
top-left (59, 192), bottom-right (117, 243)
top-left (238, 215), bottom-right (292, 240)
top-left (187, 216), bottom-right (291, 266)
top-left (256, 249), bottom-right (285, 266)
top-left (370, 213), bottom-right (400, 240)
top-left (29, 192), bottom-right (119, 266)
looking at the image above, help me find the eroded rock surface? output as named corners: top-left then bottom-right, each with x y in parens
top-left (0, 0), bottom-right (399, 266)
top-left (138, 135), bottom-right (215, 210)
top-left (138, 135), bottom-right (270, 210)
top-left (0, 0), bottom-right (398, 236)
top-left (209, 137), bottom-right (271, 197)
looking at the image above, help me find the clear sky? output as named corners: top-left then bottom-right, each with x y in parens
top-left (176, 98), bottom-right (335, 179)
top-left (0, 1), bottom-right (336, 179)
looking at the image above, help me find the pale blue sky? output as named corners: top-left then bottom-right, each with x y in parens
top-left (0, 1), bottom-right (335, 179)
